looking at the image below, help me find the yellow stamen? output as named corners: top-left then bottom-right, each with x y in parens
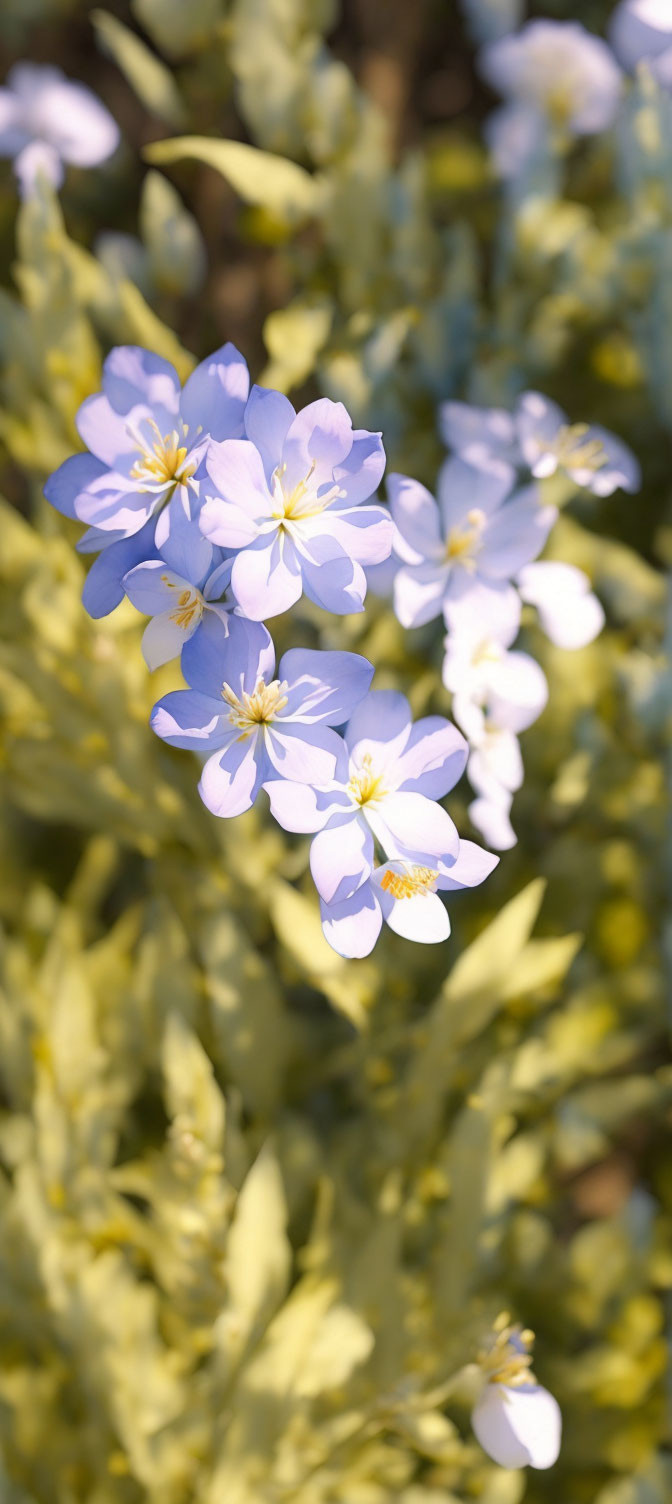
top-left (129, 418), bottom-right (196, 489)
top-left (478, 1319), bottom-right (537, 1388)
top-left (445, 507), bottom-right (486, 568)
top-left (553, 422), bottom-right (607, 474)
top-left (380, 865), bottom-right (439, 900)
top-left (161, 576), bottom-right (204, 631)
top-left (347, 753), bottom-right (386, 807)
top-left (221, 677), bottom-right (289, 735)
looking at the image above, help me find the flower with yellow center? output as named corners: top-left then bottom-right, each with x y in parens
top-left (471, 1313), bottom-right (562, 1470)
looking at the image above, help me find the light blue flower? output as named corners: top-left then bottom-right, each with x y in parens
top-left (266, 688), bottom-right (473, 913)
top-left (0, 63), bottom-right (119, 197)
top-left (44, 343), bottom-right (250, 616)
top-left (123, 525), bottom-right (233, 670)
top-left (389, 460), bottom-right (555, 629)
top-left (319, 841), bottom-right (499, 959)
top-left (440, 392), bottom-right (641, 497)
top-left (151, 610), bottom-right (374, 818)
top-left (199, 386), bottom-right (391, 619)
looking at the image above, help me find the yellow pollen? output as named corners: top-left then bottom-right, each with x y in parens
top-left (445, 508), bottom-right (486, 566)
top-left (221, 677), bottom-right (289, 734)
top-left (478, 1319), bottom-right (537, 1388)
top-left (380, 865), bottom-right (438, 900)
top-left (129, 419), bottom-right (196, 489)
top-left (347, 753), bottom-right (386, 807)
top-left (271, 459), bottom-right (345, 523)
top-left (161, 576), bottom-right (204, 631)
top-left (553, 422), bottom-right (607, 473)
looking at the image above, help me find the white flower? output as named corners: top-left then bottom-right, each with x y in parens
top-left (472, 1381), bottom-right (562, 1469)
top-left (471, 1318), bottom-right (562, 1471)
top-left (440, 391), bottom-right (641, 499)
top-left (0, 63), bottom-right (119, 197)
top-left (517, 561), bottom-right (605, 649)
top-left (610, 0), bottom-right (672, 72)
top-left (480, 20), bottom-right (623, 138)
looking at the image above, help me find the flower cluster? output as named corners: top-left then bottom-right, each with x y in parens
top-left (45, 343), bottom-right (500, 958)
top-left (386, 390), bottom-right (640, 850)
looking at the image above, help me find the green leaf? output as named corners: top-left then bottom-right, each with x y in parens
top-left (145, 135), bottom-right (324, 222)
top-left (92, 10), bottom-right (187, 126)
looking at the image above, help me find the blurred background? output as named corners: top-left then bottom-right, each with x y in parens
top-left (0, 2), bottom-right (669, 1502)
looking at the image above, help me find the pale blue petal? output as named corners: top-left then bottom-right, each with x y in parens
top-left (43, 452), bottom-right (107, 518)
top-left (81, 519), bottom-right (158, 618)
top-left (230, 534), bottom-right (302, 620)
top-left (333, 429), bottom-right (385, 505)
top-left (281, 398), bottom-right (353, 493)
top-left (395, 717), bottom-right (468, 798)
top-left (150, 689), bottom-right (228, 748)
top-left (265, 776), bottom-right (350, 833)
top-left (102, 345), bottom-right (180, 422)
top-left (310, 814), bottom-right (373, 904)
top-left (320, 884), bottom-right (383, 959)
top-left (180, 342), bottom-right (249, 441)
top-left (244, 385), bottom-right (296, 483)
top-left (264, 722), bottom-right (343, 785)
top-left (199, 735), bottom-right (265, 817)
top-left (278, 649), bottom-right (374, 724)
top-left (388, 473), bottom-right (443, 565)
top-left (344, 690), bottom-right (411, 761)
top-left (181, 608), bottom-right (274, 696)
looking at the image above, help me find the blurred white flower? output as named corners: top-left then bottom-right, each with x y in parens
top-left (440, 390), bottom-right (641, 498)
top-left (471, 1317), bottom-right (562, 1470)
top-left (610, 0), bottom-right (672, 72)
top-left (0, 63), bottom-right (119, 197)
top-left (472, 1379), bottom-right (562, 1468)
top-left (480, 19), bottom-right (623, 176)
top-left (517, 560), bottom-right (605, 649)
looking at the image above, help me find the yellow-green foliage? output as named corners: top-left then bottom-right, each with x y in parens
top-left (0, 2), bottom-right (670, 1502)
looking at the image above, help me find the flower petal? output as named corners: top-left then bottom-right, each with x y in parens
top-left (265, 777), bottom-right (350, 833)
top-left (478, 487), bottom-right (556, 577)
top-left (367, 791), bottom-right (460, 864)
top-left (394, 716), bottom-right (468, 798)
top-left (199, 735), bottom-right (265, 818)
top-left (517, 560), bottom-right (605, 648)
top-left (102, 345), bottom-right (181, 422)
top-left (437, 839), bottom-right (499, 890)
top-left (179, 342), bottom-right (249, 441)
top-left (141, 611), bottom-right (199, 671)
top-left (375, 870), bottom-right (451, 944)
top-left (81, 519), bottom-right (158, 619)
top-left (472, 1383), bottom-right (561, 1471)
top-left (43, 452), bottom-right (108, 518)
top-left (181, 607), bottom-right (275, 697)
top-left (244, 385), bottom-right (296, 482)
top-left (281, 398), bottom-right (354, 493)
top-left (312, 504), bottom-right (394, 565)
top-left (344, 690), bottom-right (411, 764)
top-left (278, 649), bottom-right (374, 724)
top-left (393, 561), bottom-right (449, 628)
top-left (388, 473), bottom-right (443, 564)
top-left (230, 534), bottom-right (303, 619)
top-left (264, 722), bottom-right (343, 785)
top-left (150, 689), bottom-right (228, 748)
top-left (310, 814), bottom-right (374, 904)
top-left (204, 438), bottom-right (274, 530)
top-left (320, 885), bottom-right (383, 959)
top-left (333, 429), bottom-right (386, 505)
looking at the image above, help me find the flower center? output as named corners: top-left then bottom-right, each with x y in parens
top-left (552, 422), bottom-right (607, 474)
top-left (129, 418), bottom-right (196, 490)
top-left (380, 864), bottom-right (439, 900)
top-left (445, 508), bottom-right (486, 568)
top-left (161, 576), bottom-right (204, 631)
top-left (221, 677), bottom-right (289, 733)
top-left (478, 1315), bottom-right (537, 1388)
top-left (347, 753), bottom-right (387, 807)
top-left (271, 460), bottom-right (345, 524)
